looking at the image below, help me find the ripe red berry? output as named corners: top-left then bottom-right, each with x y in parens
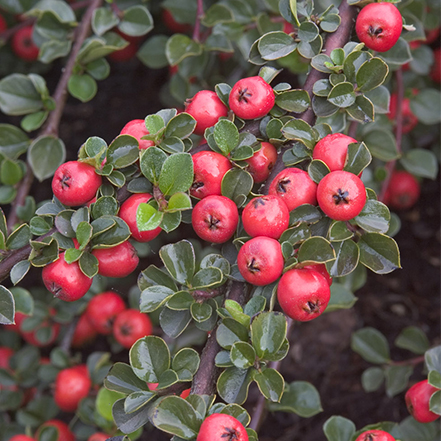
top-left (20, 308), bottom-right (60, 348)
top-left (36, 420), bottom-right (75, 441)
top-left (120, 119), bottom-right (155, 150)
top-left (317, 171), bottom-right (366, 221)
top-left (52, 161), bottom-right (102, 206)
top-left (355, 430), bottom-right (396, 441)
top-left (237, 236), bottom-right (284, 286)
top-left (312, 133), bottom-right (357, 172)
top-left (405, 379), bottom-right (440, 423)
top-left (119, 193), bottom-right (162, 242)
top-left (54, 364), bottom-right (91, 412)
top-left (431, 48), bottom-right (441, 83)
top-left (92, 240), bottom-right (139, 278)
top-left (242, 195), bottom-right (289, 239)
top-left (0, 14), bottom-right (7, 33)
top-left (72, 313), bottom-right (97, 347)
top-left (197, 413), bottom-right (249, 441)
top-left (180, 388), bottom-right (191, 399)
top-left (277, 268), bottom-right (331, 321)
top-left (88, 433), bottom-right (109, 441)
top-left (245, 141), bottom-right (277, 183)
top-left (109, 40), bottom-right (138, 62)
top-left (42, 253), bottom-right (93, 302)
top-left (384, 170), bottom-right (420, 210)
top-left (268, 168), bottom-right (318, 211)
top-left (9, 436), bottom-right (35, 441)
top-left (185, 90), bottom-right (229, 136)
top-left (12, 26), bottom-right (39, 61)
top-left (0, 347), bottom-right (13, 369)
top-left (229, 76), bottom-right (275, 120)
top-left (85, 291), bottom-right (126, 335)
top-left (162, 9), bottom-right (192, 34)
top-left (387, 94), bottom-right (418, 134)
top-left (191, 195), bottom-right (239, 243)
top-left (113, 309), bottom-right (153, 348)
top-left (301, 263), bottom-right (333, 286)
top-left (355, 3), bottom-right (402, 52)
top-left (191, 151), bottom-right (232, 199)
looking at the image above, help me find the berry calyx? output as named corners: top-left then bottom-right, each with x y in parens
top-left (113, 309), bottom-right (153, 348)
top-left (245, 141), bottom-right (278, 183)
top-left (242, 195), bottom-right (289, 239)
top-left (277, 268), bottom-right (331, 321)
top-left (52, 161), bottom-right (102, 207)
top-left (317, 171), bottom-right (366, 221)
top-left (54, 364), bottom-right (91, 412)
top-left (405, 379), bottom-right (440, 423)
top-left (92, 240), bottom-right (139, 278)
top-left (237, 236), bottom-right (284, 286)
top-left (120, 119), bottom-right (155, 150)
top-left (355, 430), bottom-right (396, 441)
top-left (192, 195), bottom-right (239, 243)
top-left (383, 170), bottom-right (420, 210)
top-left (12, 26), bottom-right (39, 61)
top-left (312, 133), bottom-right (357, 172)
top-left (196, 413), bottom-right (249, 441)
top-left (229, 76), bottom-right (275, 120)
top-left (42, 253), bottom-right (93, 302)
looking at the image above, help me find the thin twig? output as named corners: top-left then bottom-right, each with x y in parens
top-left (389, 354), bottom-right (425, 367)
top-left (192, 0), bottom-right (204, 42)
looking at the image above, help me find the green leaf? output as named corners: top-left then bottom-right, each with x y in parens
top-left (361, 367), bottom-right (384, 392)
top-left (0, 159), bottom-right (22, 186)
top-left (21, 110), bottom-right (48, 132)
top-left (268, 381), bottom-right (322, 417)
top-left (343, 142), bottom-right (372, 176)
top-left (192, 267), bottom-right (223, 289)
top-left (0, 286), bottom-right (15, 325)
top-left (425, 346), bottom-right (441, 375)
top-left (298, 236), bottom-right (335, 264)
top-left (351, 327), bottom-right (391, 364)
top-left (250, 312), bottom-right (286, 360)
top-left (213, 120), bottom-right (239, 156)
top-left (326, 240), bottom-right (359, 278)
top-left (190, 302), bottom-right (212, 323)
top-left (410, 88), bottom-right (441, 125)
top-left (358, 233), bottom-right (401, 274)
top-left (217, 318), bottom-right (249, 350)
top-left (92, 7), bottom-right (119, 36)
top-left (217, 367), bottom-right (253, 405)
top-left (346, 95), bottom-right (374, 124)
top-left (282, 119), bottom-right (316, 149)
top-left (356, 58), bottom-right (389, 93)
top-left (276, 90), bottom-right (310, 113)
top-left (202, 4), bottom-right (234, 26)
top-left (379, 37), bottom-right (412, 67)
top-left (308, 159), bottom-right (330, 184)
top-left (10, 260), bottom-right (31, 286)
top-left (328, 221), bottom-right (353, 242)
top-left (157, 369), bottom-right (179, 389)
top-left (258, 31), bottom-right (297, 60)
top-left (400, 149), bottom-right (438, 180)
top-left (323, 416), bottom-right (356, 441)
top-left (160, 240), bottom-right (195, 285)
top-left (430, 390), bottom-right (441, 415)
top-left (138, 35), bottom-right (169, 69)
top-left (28, 0), bottom-right (76, 23)
top-left (165, 113), bottom-right (196, 139)
top-left (140, 146), bottom-right (167, 185)
top-left (230, 342), bottom-right (256, 369)
top-left (172, 348), bottom-right (200, 378)
top-left (151, 396), bottom-right (201, 439)
top-left (139, 265), bottom-right (178, 292)
top-left (158, 153), bottom-right (194, 196)
top-left (166, 291), bottom-right (194, 310)
top-left (355, 200), bottom-right (390, 234)
top-left (27, 135), bottom-right (65, 182)
top-left (68, 74), bottom-right (97, 103)
top-left (325, 283), bottom-right (357, 312)
top-left (161, 211), bottom-right (181, 233)
top-left (289, 204), bottom-right (322, 224)
top-left (6, 224), bottom-right (31, 250)
top-left (159, 307), bottom-right (192, 338)
top-left (104, 362), bottom-right (148, 395)
top-left (136, 203), bottom-right (163, 232)
top-left (428, 370), bottom-right (441, 389)
top-left (166, 34), bottom-right (203, 66)
top-left (119, 5), bottom-right (153, 37)
top-left (124, 390), bottom-right (156, 414)
top-left (221, 168), bottom-right (253, 207)
top-left (130, 336), bottom-right (170, 383)
top-left (363, 130), bottom-right (399, 162)
top-left (140, 286), bottom-right (175, 313)
top-left (384, 365), bottom-right (413, 398)
top-left (254, 368), bottom-right (284, 402)
top-left (394, 326), bottom-right (430, 355)
top-left (327, 82), bottom-right (355, 108)
top-left (225, 300), bottom-right (250, 329)
top-left (107, 135), bottom-right (139, 169)
top-left (289, 0), bottom-right (300, 26)
top-left (0, 124), bottom-right (30, 159)
top-left (112, 397), bottom-right (151, 434)
top-left (298, 34), bottom-right (323, 59)
top-left (298, 21), bottom-right (319, 43)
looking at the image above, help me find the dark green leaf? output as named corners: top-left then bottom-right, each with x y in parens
top-left (104, 362), bottom-right (149, 395)
top-left (308, 159), bottom-right (330, 183)
top-left (159, 308), bottom-right (192, 338)
top-left (159, 240), bottom-right (195, 285)
top-left (166, 291), bottom-right (194, 310)
top-left (140, 286), bottom-right (175, 313)
top-left (384, 365), bottom-right (413, 398)
top-left (298, 236), bottom-right (335, 264)
top-left (258, 31), bottom-right (297, 60)
top-left (124, 391), bottom-right (156, 414)
top-left (358, 233), bottom-right (401, 274)
top-left (282, 119), bottom-right (316, 149)
top-left (10, 260), bottom-right (31, 285)
top-left (326, 240), bottom-right (359, 278)
top-left (166, 34), bottom-right (203, 66)
top-left (192, 267), bottom-right (223, 289)
top-left (289, 204), bottom-right (322, 225)
top-left (323, 416), bottom-right (356, 441)
top-left (254, 368), bottom-right (284, 402)
top-left (107, 135), bottom-right (139, 169)
top-left (276, 90), bottom-right (310, 113)
top-left (221, 168), bottom-right (253, 207)
top-left (356, 58), bottom-right (389, 93)
top-left (343, 142), bottom-right (372, 176)
top-left (363, 130), bottom-right (399, 162)
top-left (112, 397), bottom-right (151, 434)
top-left (328, 221), bottom-right (353, 242)
top-left (379, 37), bottom-right (412, 67)
top-left (6, 224), bottom-right (31, 250)
top-left (0, 74), bottom-right (43, 115)
top-left (355, 200), bottom-right (390, 234)
top-left (346, 95), bottom-right (374, 124)
top-left (217, 367), bottom-right (253, 405)
top-left (68, 74), bottom-right (97, 103)
top-left (400, 149), bottom-right (438, 180)
top-left (172, 348), bottom-right (200, 378)
top-left (351, 327), bottom-right (391, 364)
top-left (230, 342), bottom-right (256, 369)
top-left (119, 5), bottom-right (153, 37)
top-left (217, 318), bottom-right (249, 350)
top-left (325, 283), bottom-right (357, 313)
top-left (410, 88), bottom-right (441, 125)
top-left (0, 286), bottom-right (14, 325)
top-left (298, 21), bottom-right (319, 42)
top-left (250, 312), bottom-right (286, 360)
top-left (165, 113), bottom-right (196, 139)
top-left (394, 326), bottom-right (430, 355)
top-left (327, 82), bottom-right (355, 108)
top-left (190, 302), bottom-right (212, 323)
top-left (28, 136), bottom-right (66, 182)
top-left (0, 124), bottom-right (30, 159)
top-left (361, 367), bottom-right (384, 392)
top-left (138, 35), bottom-right (169, 69)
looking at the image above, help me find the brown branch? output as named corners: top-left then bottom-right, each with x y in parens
top-left (192, 0), bottom-right (204, 42)
top-left (389, 354), bottom-right (425, 367)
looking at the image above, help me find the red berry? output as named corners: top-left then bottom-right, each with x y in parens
top-left (113, 309), bottom-right (153, 348)
top-left (42, 253), bottom-right (93, 302)
top-left (268, 168), bottom-right (318, 211)
top-left (162, 9), bottom-right (192, 34)
top-left (12, 26), bottom-right (39, 61)
top-left (197, 413), bottom-right (248, 441)
top-left (119, 193), bottom-right (162, 242)
top-left (355, 3), bottom-right (402, 52)
top-left (384, 170), bottom-right (420, 210)
top-left (301, 263), bottom-right (333, 286)
top-left (8, 311), bottom-right (28, 333)
top-left (54, 364), bottom-right (91, 412)
top-left (120, 119), bottom-right (155, 150)
top-left (312, 133), bottom-right (357, 172)
top-left (191, 195), bottom-right (239, 243)
top-left (9, 436), bottom-right (35, 441)
top-left (185, 90), bottom-right (229, 136)
top-left (425, 27), bottom-right (440, 44)
top-left (245, 141), bottom-right (277, 183)
top-left (20, 308), bottom-right (60, 348)
top-left (85, 291), bottom-right (126, 335)
top-left (387, 94), bottom-right (418, 134)
top-left (36, 420), bottom-right (75, 441)
top-left (180, 388), bottom-right (191, 399)
top-left (237, 236), bottom-right (284, 286)
top-left (229, 76), bottom-right (275, 120)
top-left (92, 240), bottom-right (139, 278)
top-left (52, 161), bottom-right (102, 206)
top-left (431, 48), bottom-right (441, 84)
top-left (0, 347), bottom-right (13, 369)
top-left (88, 433), bottom-right (109, 441)
top-left (405, 379), bottom-right (440, 423)
top-left (191, 151), bottom-right (232, 199)
top-left (72, 314), bottom-right (97, 347)
top-left (277, 268), bottom-right (331, 321)
top-left (355, 430), bottom-right (396, 441)
top-left (317, 171), bottom-right (366, 221)
top-left (0, 14), bottom-right (7, 33)
top-left (242, 195), bottom-right (289, 239)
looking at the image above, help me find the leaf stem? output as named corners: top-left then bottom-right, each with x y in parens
top-left (389, 354), bottom-right (425, 367)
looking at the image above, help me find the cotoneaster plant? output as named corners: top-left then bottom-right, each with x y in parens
top-left (355, 430), bottom-right (396, 441)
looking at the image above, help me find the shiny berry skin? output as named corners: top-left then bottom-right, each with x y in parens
top-left (387, 94), bottom-right (418, 134)
top-left (242, 195), bottom-right (289, 239)
top-left (301, 263), bottom-right (332, 286)
top-left (245, 141), bottom-right (277, 183)
top-left (355, 3), bottom-right (402, 52)
top-left (52, 161), bottom-right (102, 206)
top-left (180, 388), bottom-right (191, 399)
top-left (88, 433), bottom-right (110, 441)
top-left (277, 268), bottom-right (331, 321)
top-left (317, 171), bottom-right (366, 221)
top-left (229, 76), bottom-right (275, 120)
top-left (120, 119), bottom-right (155, 150)
top-left (85, 291), bottom-right (126, 335)
top-left (185, 90), bottom-right (229, 136)
top-left (42, 253), bottom-right (93, 301)
top-left (72, 314), bottom-right (97, 347)
top-left (54, 364), bottom-right (91, 412)
top-left (405, 380), bottom-right (440, 423)
top-left (36, 420), bottom-right (75, 441)
top-left (312, 133), bottom-right (357, 172)
top-left (431, 48), bottom-right (441, 83)
top-left (113, 309), bottom-right (153, 348)
top-left (384, 170), bottom-right (420, 210)
top-left (197, 413), bottom-right (249, 441)
top-left (237, 236), bottom-right (284, 286)
top-left (268, 168), bottom-right (318, 211)
top-left (9, 436), bottom-right (35, 441)
top-left (119, 193), bottom-right (162, 242)
top-left (355, 430), bottom-right (396, 441)
top-left (92, 240), bottom-right (139, 278)
top-left (191, 151), bottom-right (232, 199)
top-left (192, 195), bottom-right (239, 243)
top-left (12, 26), bottom-right (39, 61)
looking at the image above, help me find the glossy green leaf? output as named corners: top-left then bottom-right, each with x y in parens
top-left (276, 90), bottom-right (310, 113)
top-left (166, 291), bottom-right (194, 310)
top-left (230, 342), bottom-right (256, 370)
top-left (172, 348), bottom-right (200, 378)
top-left (157, 369), bottom-right (179, 389)
top-left (221, 168), bottom-right (253, 207)
top-left (425, 346), bottom-right (441, 375)
top-left (298, 21), bottom-right (319, 42)
top-left (325, 283), bottom-right (357, 313)
top-left (139, 265), bottom-right (178, 292)
top-left (400, 149), bottom-right (438, 180)
top-left (282, 119), bottom-right (316, 149)
top-left (6, 224), bottom-right (31, 250)
top-left (92, 7), bottom-right (119, 36)
top-left (358, 233), bottom-right (401, 274)
top-left (254, 368), bottom-right (284, 402)
top-left (395, 326), bottom-right (430, 355)
top-left (138, 35), bottom-right (169, 69)
top-left (355, 200), bottom-right (390, 234)
top-left (160, 240), bottom-right (195, 285)
top-left (68, 74), bottom-right (97, 103)
top-left (90, 216), bottom-right (130, 248)
top-left (161, 211), bottom-right (181, 233)
top-left (140, 146), bottom-right (167, 185)
top-left (258, 31), bottom-right (297, 60)
top-left (311, 54), bottom-right (333, 73)
top-left (343, 142), bottom-right (372, 176)
top-left (217, 318), bottom-right (249, 350)
top-left (104, 362), bottom-right (148, 395)
top-left (28, 136), bottom-right (66, 182)
top-left (327, 82), bottom-right (355, 108)
top-left (190, 302), bottom-right (212, 323)
top-left (328, 221), bottom-right (353, 242)
top-left (159, 153), bottom-right (193, 196)
top-left (251, 312), bottom-right (286, 360)
top-left (217, 367), bottom-right (253, 405)
top-left (165, 113), bottom-right (196, 139)
top-left (0, 286), bottom-right (14, 325)
top-left (361, 367), bottom-right (384, 392)
top-left (308, 159), bottom-right (330, 184)
top-left (298, 236), bottom-right (335, 264)
top-left (192, 267), bottom-right (223, 289)
top-left (119, 5), bottom-right (153, 37)
top-left (213, 120), bottom-right (239, 156)
top-left (140, 285), bottom-right (175, 313)
top-left (225, 300), bottom-right (250, 329)
top-left (429, 390), bottom-right (441, 415)
top-left (0, 124), bottom-right (30, 159)
top-left (379, 37), bottom-right (412, 67)
top-left (356, 58), bottom-right (389, 93)
top-left (107, 135), bottom-right (139, 169)
top-left (202, 4), bottom-right (234, 26)
top-left (428, 370), bottom-right (441, 389)
top-left (343, 51), bottom-right (372, 83)
top-left (363, 129), bottom-right (399, 162)
top-left (124, 390), bottom-right (156, 414)
top-left (159, 307), bottom-right (192, 338)
top-left (313, 79), bottom-right (332, 97)
top-left (323, 416), bottom-right (356, 441)
top-left (298, 34), bottom-right (323, 59)
top-left (346, 95), bottom-right (374, 124)
top-left (326, 240), bottom-right (359, 278)
top-left (351, 327), bottom-right (391, 364)
top-left (10, 260), bottom-right (31, 286)
top-left (384, 365), bottom-right (413, 398)
top-left (112, 397), bottom-right (151, 434)
top-left (166, 34), bottom-right (203, 66)
top-left (289, 204), bottom-right (322, 225)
